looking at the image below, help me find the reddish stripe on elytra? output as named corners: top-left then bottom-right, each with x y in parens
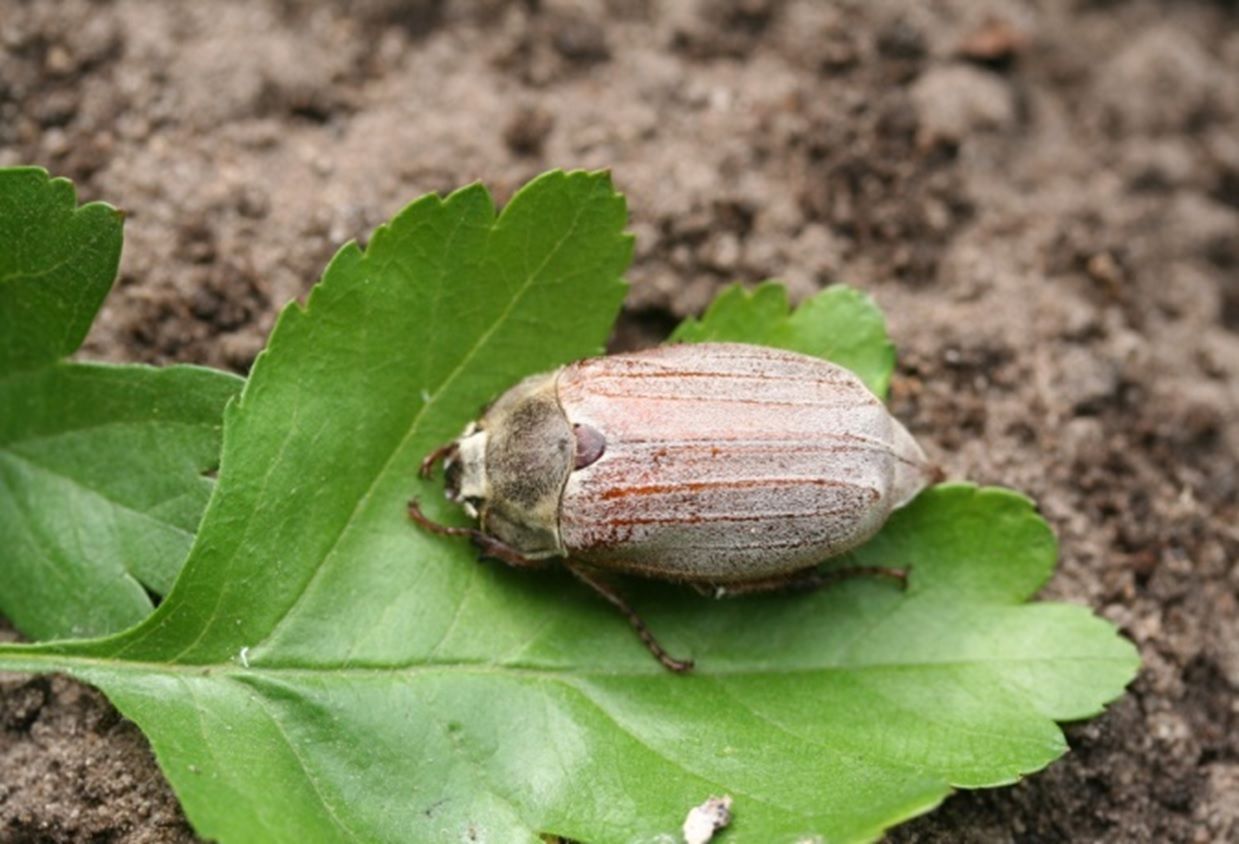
top-left (613, 437), bottom-right (891, 455)
top-left (606, 435), bottom-right (928, 470)
top-left (576, 368), bottom-right (855, 386)
top-left (597, 477), bottom-right (878, 500)
top-left (581, 534), bottom-right (830, 553)
top-left (596, 504), bottom-right (861, 528)
top-left (571, 390), bottom-right (876, 408)
top-left (586, 348), bottom-right (832, 366)
top-left (618, 431), bottom-right (885, 445)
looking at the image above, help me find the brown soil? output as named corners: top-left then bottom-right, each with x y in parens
top-left (2, 0), bottom-right (1236, 841)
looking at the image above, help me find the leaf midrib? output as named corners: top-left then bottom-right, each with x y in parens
top-left (0, 649), bottom-right (1133, 682)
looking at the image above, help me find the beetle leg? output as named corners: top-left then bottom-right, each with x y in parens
top-left (697, 564), bottom-right (908, 598)
top-left (407, 499), bottom-right (544, 569)
top-left (472, 536), bottom-right (548, 569)
top-left (564, 563), bottom-right (695, 674)
top-left (418, 441), bottom-right (457, 478)
top-left (408, 497), bottom-right (475, 538)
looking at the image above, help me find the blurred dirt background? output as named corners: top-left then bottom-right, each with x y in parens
top-left (1, 0), bottom-right (1237, 841)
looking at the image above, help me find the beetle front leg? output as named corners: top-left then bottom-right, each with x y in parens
top-left (698, 564), bottom-right (908, 598)
top-left (564, 563), bottom-right (695, 673)
top-left (407, 499), bottom-right (544, 569)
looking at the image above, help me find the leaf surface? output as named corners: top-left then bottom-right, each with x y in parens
top-left (0, 168), bottom-right (122, 372)
top-left (0, 168), bottom-right (242, 639)
top-left (672, 282), bottom-right (896, 397)
top-left (0, 171), bottom-right (1137, 842)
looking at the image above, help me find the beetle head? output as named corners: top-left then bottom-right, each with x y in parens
top-left (434, 371), bottom-right (574, 560)
top-left (442, 422), bottom-right (489, 519)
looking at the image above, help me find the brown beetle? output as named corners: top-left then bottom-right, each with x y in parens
top-left (411, 342), bottom-right (936, 671)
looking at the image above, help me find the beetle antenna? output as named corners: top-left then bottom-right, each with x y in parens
top-left (565, 563), bottom-right (695, 673)
top-left (419, 441), bottom-right (457, 478)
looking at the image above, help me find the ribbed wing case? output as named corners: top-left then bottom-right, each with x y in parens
top-left (556, 343), bottom-right (929, 582)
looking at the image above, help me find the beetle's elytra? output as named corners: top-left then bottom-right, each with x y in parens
top-left (411, 342), bottom-right (936, 672)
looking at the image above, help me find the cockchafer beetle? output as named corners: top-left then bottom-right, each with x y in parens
top-left (410, 342), bottom-right (937, 672)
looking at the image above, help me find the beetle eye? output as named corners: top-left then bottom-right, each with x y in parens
top-left (444, 459), bottom-right (464, 499)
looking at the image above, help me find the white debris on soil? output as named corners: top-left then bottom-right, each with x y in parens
top-left (682, 795), bottom-right (733, 844)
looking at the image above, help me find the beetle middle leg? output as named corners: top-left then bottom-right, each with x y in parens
top-left (696, 564), bottom-right (908, 598)
top-left (564, 563), bottom-right (695, 674)
top-left (407, 499), bottom-right (545, 569)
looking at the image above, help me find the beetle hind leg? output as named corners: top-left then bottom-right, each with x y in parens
top-left (698, 564), bottom-right (908, 598)
top-left (565, 563), bottom-right (694, 673)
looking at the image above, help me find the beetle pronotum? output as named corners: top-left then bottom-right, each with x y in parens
top-left (411, 342), bottom-right (936, 671)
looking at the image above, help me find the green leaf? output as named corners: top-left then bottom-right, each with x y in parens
top-left (0, 171), bottom-right (1137, 842)
top-left (0, 362), bottom-right (241, 639)
top-left (0, 167), bottom-right (123, 372)
top-left (671, 281), bottom-right (897, 398)
top-left (0, 167), bottom-right (242, 639)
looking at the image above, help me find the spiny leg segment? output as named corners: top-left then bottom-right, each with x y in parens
top-left (565, 563), bottom-right (695, 673)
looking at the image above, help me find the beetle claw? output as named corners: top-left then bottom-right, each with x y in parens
top-left (895, 565), bottom-right (911, 590)
top-left (660, 654), bottom-right (695, 673)
top-left (821, 564), bottom-right (909, 592)
top-left (867, 564), bottom-right (909, 590)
